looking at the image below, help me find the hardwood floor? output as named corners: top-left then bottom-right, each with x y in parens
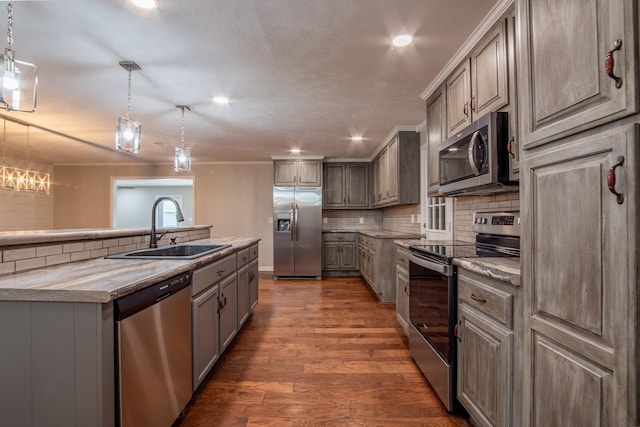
top-left (178, 274), bottom-right (470, 427)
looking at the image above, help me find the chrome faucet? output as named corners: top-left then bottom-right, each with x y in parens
top-left (150, 197), bottom-right (185, 248)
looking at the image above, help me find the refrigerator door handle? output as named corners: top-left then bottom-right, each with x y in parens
top-left (294, 203), bottom-right (299, 241)
top-left (289, 203), bottom-right (295, 241)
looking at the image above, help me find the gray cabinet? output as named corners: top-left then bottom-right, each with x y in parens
top-left (520, 123), bottom-right (638, 427)
top-left (371, 131), bottom-right (420, 208)
top-left (237, 265), bottom-right (250, 328)
top-left (446, 19), bottom-right (508, 138)
top-left (516, 0), bottom-right (638, 148)
top-left (323, 163), bottom-right (369, 208)
top-left (218, 273), bottom-right (237, 353)
top-left (249, 244), bottom-right (259, 311)
top-left (426, 86), bottom-right (446, 195)
top-left (274, 159), bottom-right (322, 186)
top-left (456, 268), bottom-right (515, 427)
top-left (191, 283), bottom-right (220, 390)
top-left (358, 234), bottom-right (397, 302)
top-left (395, 245), bottom-right (410, 336)
top-left (323, 233), bottom-right (357, 271)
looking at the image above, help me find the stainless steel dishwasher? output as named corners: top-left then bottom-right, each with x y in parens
top-left (114, 272), bottom-right (192, 427)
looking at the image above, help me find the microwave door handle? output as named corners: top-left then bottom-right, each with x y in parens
top-left (468, 131), bottom-right (482, 176)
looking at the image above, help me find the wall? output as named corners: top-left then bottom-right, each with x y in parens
top-left (53, 162), bottom-right (275, 270)
top-left (453, 191), bottom-right (520, 242)
top-left (381, 204), bottom-right (421, 234)
top-left (0, 156), bottom-right (54, 231)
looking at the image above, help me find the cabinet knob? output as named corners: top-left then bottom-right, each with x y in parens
top-left (217, 269), bottom-right (225, 276)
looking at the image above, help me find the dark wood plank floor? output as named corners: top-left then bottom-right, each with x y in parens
top-left (178, 274), bottom-right (470, 427)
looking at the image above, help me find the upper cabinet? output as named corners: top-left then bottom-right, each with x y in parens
top-left (517, 0), bottom-right (638, 148)
top-left (323, 163), bottom-right (369, 209)
top-left (274, 159), bottom-right (322, 186)
top-left (426, 86), bottom-right (446, 195)
top-left (372, 131), bottom-right (420, 208)
top-left (446, 19), bottom-right (508, 138)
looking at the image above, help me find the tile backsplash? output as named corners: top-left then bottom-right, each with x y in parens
top-left (454, 192), bottom-right (520, 242)
top-left (322, 204), bottom-right (420, 235)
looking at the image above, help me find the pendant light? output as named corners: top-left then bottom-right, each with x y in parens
top-left (115, 61), bottom-right (142, 153)
top-left (0, 0), bottom-right (37, 112)
top-left (174, 105), bottom-right (191, 172)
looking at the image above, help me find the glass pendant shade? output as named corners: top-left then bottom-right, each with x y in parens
top-left (0, 50), bottom-right (36, 112)
top-left (174, 146), bottom-right (191, 171)
top-left (116, 116), bottom-right (141, 153)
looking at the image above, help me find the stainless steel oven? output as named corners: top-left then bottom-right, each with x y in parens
top-left (408, 211), bottom-right (520, 413)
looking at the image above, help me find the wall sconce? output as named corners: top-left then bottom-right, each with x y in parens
top-left (115, 61), bottom-right (141, 153)
top-left (0, 0), bottom-right (37, 112)
top-left (174, 105), bottom-right (191, 171)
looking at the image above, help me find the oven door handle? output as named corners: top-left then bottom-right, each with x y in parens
top-left (409, 254), bottom-right (453, 276)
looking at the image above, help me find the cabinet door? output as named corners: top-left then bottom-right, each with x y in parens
top-left (339, 242), bottom-right (357, 270)
top-left (192, 284), bottom-right (220, 390)
top-left (517, 0), bottom-right (638, 148)
top-left (457, 305), bottom-right (513, 427)
top-left (521, 124), bottom-right (637, 426)
top-left (323, 241), bottom-right (340, 270)
top-left (395, 265), bottom-right (409, 335)
top-left (471, 19), bottom-right (508, 119)
top-left (346, 164), bottom-right (369, 208)
top-left (274, 160), bottom-right (298, 185)
top-left (218, 274), bottom-right (238, 353)
top-left (249, 259), bottom-right (259, 311)
top-left (386, 137), bottom-right (398, 202)
top-left (323, 164), bottom-right (345, 207)
top-left (426, 87), bottom-right (445, 195)
top-left (447, 60), bottom-right (471, 138)
top-left (297, 160), bottom-right (322, 186)
top-left (372, 156), bottom-right (381, 205)
top-left (237, 264), bottom-right (250, 328)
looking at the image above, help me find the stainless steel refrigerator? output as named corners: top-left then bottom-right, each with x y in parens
top-left (273, 186), bottom-right (322, 278)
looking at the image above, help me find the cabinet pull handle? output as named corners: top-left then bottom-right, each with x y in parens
top-left (463, 102), bottom-right (468, 118)
top-left (470, 293), bottom-right (487, 303)
top-left (607, 155), bottom-right (625, 204)
top-left (217, 269), bottom-right (225, 276)
top-left (507, 137), bottom-right (516, 159)
top-left (470, 96), bottom-right (475, 112)
top-left (454, 321), bottom-right (461, 342)
top-left (605, 39), bottom-right (623, 89)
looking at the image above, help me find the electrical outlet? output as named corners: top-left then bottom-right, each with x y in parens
top-left (323, 217), bottom-right (328, 224)
top-left (359, 217), bottom-right (364, 224)
top-left (411, 214), bottom-right (415, 223)
top-left (268, 217), bottom-right (273, 223)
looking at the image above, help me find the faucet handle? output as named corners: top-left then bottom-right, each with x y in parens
top-left (170, 236), bottom-right (182, 245)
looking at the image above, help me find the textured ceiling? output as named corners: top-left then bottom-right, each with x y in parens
top-left (0, 0), bottom-right (498, 165)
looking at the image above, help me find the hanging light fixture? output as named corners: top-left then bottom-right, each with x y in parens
top-left (0, 0), bottom-right (37, 112)
top-left (0, 120), bottom-right (49, 194)
top-left (115, 60), bottom-right (142, 153)
top-left (174, 105), bottom-right (191, 172)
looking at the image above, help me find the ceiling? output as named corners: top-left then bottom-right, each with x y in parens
top-left (0, 0), bottom-right (498, 166)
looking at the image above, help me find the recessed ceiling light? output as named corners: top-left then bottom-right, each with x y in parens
top-left (392, 34), bottom-right (412, 47)
top-left (350, 136), bottom-right (363, 142)
top-left (213, 96), bottom-right (229, 105)
top-left (290, 148), bottom-right (301, 155)
top-left (131, 0), bottom-right (158, 9)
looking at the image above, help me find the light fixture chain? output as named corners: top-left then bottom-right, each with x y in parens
top-left (126, 67), bottom-right (132, 120)
top-left (6, 0), bottom-right (12, 52)
top-left (180, 107), bottom-right (185, 147)
top-left (2, 120), bottom-right (6, 165)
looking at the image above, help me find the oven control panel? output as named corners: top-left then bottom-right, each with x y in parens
top-left (473, 211), bottom-right (520, 236)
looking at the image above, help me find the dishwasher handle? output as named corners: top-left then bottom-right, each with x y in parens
top-left (115, 272), bottom-right (191, 321)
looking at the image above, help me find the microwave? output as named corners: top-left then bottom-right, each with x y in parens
top-left (438, 111), bottom-right (518, 195)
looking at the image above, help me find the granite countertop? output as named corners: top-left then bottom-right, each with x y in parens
top-left (454, 257), bottom-right (521, 286)
top-left (0, 225), bottom-right (212, 247)
top-left (323, 229), bottom-right (420, 239)
top-left (0, 236), bottom-right (259, 303)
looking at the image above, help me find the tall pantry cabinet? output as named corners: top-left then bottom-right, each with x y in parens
top-left (516, 0), bottom-right (639, 426)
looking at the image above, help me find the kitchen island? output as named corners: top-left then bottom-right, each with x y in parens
top-left (0, 232), bottom-right (260, 427)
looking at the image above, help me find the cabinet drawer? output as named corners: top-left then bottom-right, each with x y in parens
top-left (192, 254), bottom-right (237, 296)
top-left (237, 248), bottom-right (250, 268)
top-left (249, 244), bottom-right (259, 260)
top-left (323, 233), bottom-right (356, 242)
top-left (396, 247), bottom-right (409, 270)
top-left (458, 275), bottom-right (513, 328)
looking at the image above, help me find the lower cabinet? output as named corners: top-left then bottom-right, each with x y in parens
top-left (395, 245), bottom-right (410, 335)
top-left (358, 234), bottom-right (398, 302)
top-left (456, 267), bottom-right (517, 427)
top-left (191, 283), bottom-right (220, 390)
top-left (323, 233), bottom-right (358, 272)
top-left (237, 248), bottom-right (251, 328)
top-left (249, 258), bottom-right (259, 310)
top-left (219, 273), bottom-right (238, 353)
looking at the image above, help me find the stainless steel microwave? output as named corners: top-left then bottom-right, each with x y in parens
top-left (438, 111), bottom-right (518, 195)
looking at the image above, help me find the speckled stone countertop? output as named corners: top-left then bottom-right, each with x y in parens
top-left (0, 236), bottom-right (259, 303)
top-left (323, 229), bottom-right (420, 239)
top-left (0, 225), bottom-right (212, 247)
top-left (454, 257), bottom-right (521, 286)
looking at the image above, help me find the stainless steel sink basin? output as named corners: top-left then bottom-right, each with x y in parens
top-left (107, 244), bottom-right (232, 260)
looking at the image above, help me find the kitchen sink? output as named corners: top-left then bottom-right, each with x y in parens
top-left (107, 244), bottom-right (232, 260)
